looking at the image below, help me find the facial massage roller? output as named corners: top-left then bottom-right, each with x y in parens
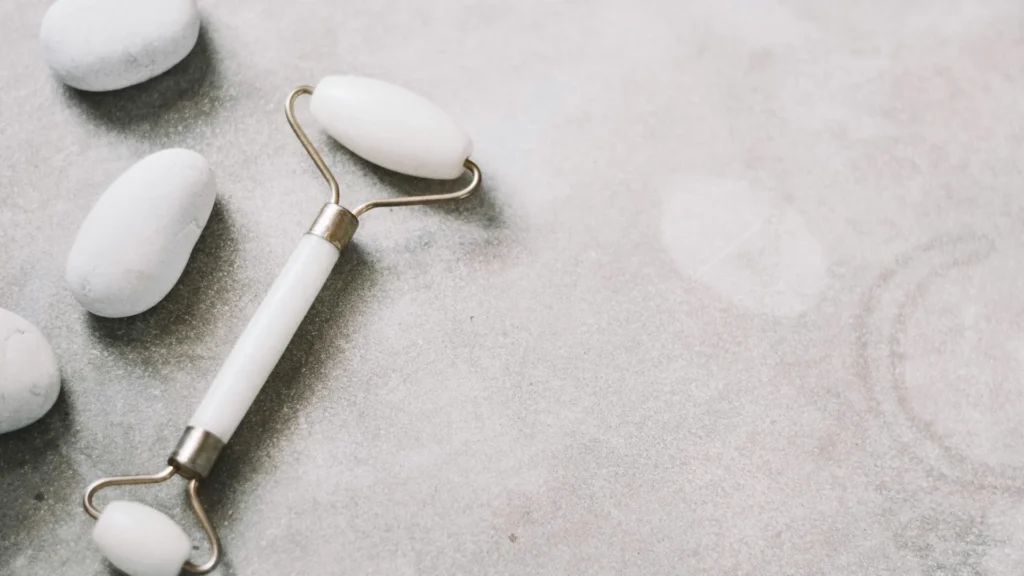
top-left (83, 76), bottom-right (482, 576)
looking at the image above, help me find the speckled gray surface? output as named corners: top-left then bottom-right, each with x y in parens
top-left (2, 1), bottom-right (1024, 574)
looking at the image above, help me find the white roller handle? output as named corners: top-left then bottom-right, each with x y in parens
top-left (189, 234), bottom-right (340, 441)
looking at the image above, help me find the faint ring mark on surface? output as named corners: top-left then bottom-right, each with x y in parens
top-left (858, 233), bottom-right (1024, 492)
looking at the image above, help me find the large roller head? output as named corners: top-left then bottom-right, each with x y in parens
top-left (284, 75), bottom-right (482, 216)
top-left (93, 500), bottom-right (192, 576)
top-left (309, 74), bottom-right (473, 180)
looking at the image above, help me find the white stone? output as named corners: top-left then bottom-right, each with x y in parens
top-left (0, 309), bottom-right (61, 435)
top-left (310, 75), bottom-right (473, 179)
top-left (40, 0), bottom-right (201, 92)
top-left (93, 500), bottom-right (192, 576)
top-left (66, 149), bottom-right (216, 318)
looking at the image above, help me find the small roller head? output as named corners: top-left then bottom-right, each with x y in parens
top-left (93, 500), bottom-right (192, 576)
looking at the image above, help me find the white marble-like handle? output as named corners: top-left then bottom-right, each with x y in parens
top-left (309, 75), bottom-right (473, 180)
top-left (188, 234), bottom-right (340, 441)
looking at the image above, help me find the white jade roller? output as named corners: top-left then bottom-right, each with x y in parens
top-left (83, 75), bottom-right (482, 576)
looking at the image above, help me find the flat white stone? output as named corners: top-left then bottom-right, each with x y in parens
top-left (310, 75), bottom-right (473, 179)
top-left (93, 500), bottom-right (191, 576)
top-left (0, 308), bottom-right (60, 435)
top-left (660, 177), bottom-right (827, 317)
top-left (40, 0), bottom-right (201, 92)
top-left (66, 149), bottom-right (216, 318)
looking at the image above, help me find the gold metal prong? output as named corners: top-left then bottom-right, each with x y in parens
top-left (286, 85), bottom-right (341, 205)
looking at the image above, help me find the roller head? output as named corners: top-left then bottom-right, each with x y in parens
top-left (309, 75), bottom-right (472, 180)
top-left (92, 500), bottom-right (192, 576)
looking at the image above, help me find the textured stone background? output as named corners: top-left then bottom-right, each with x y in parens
top-left (2, 1), bottom-right (1023, 574)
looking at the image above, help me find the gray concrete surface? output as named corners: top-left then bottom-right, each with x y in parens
top-left (2, 0), bottom-right (1023, 574)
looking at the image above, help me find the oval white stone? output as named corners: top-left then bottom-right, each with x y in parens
top-left (40, 0), bottom-right (201, 92)
top-left (66, 149), bottom-right (216, 318)
top-left (0, 308), bottom-right (60, 435)
top-left (310, 75), bottom-right (473, 179)
top-left (93, 500), bottom-right (191, 576)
